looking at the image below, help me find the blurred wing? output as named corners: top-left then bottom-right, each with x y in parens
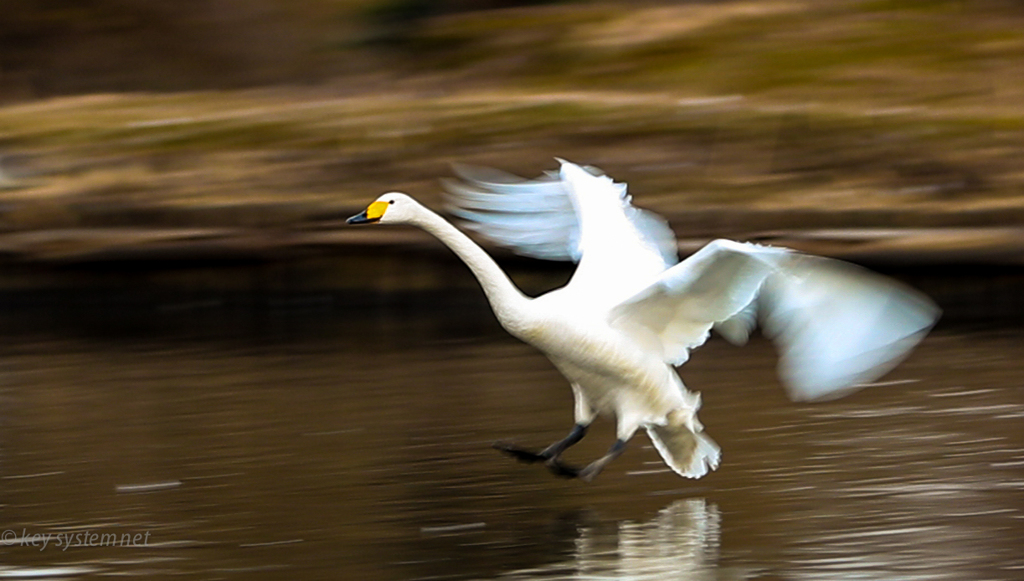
top-left (758, 254), bottom-right (939, 401)
top-left (444, 161), bottom-right (678, 306)
top-left (443, 164), bottom-right (580, 261)
top-left (610, 239), bottom-right (940, 401)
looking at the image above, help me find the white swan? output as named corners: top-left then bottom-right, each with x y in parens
top-left (347, 160), bottom-right (939, 481)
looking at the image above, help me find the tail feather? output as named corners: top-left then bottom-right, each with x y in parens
top-left (647, 419), bottom-right (721, 479)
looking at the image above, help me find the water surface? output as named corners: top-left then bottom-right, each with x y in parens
top-left (1, 307), bottom-right (1022, 580)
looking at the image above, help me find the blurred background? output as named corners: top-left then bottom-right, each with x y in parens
top-left (1, 1), bottom-right (1022, 580)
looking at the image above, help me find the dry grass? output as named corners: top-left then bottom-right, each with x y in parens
top-left (0, 0), bottom-right (1022, 262)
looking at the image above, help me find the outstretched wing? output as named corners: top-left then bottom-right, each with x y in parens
top-left (556, 161), bottom-right (678, 304)
top-left (609, 239), bottom-right (940, 401)
top-left (444, 160), bottom-right (678, 305)
top-left (443, 164), bottom-right (580, 261)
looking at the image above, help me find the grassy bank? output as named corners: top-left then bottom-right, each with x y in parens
top-left (0, 0), bottom-right (1022, 266)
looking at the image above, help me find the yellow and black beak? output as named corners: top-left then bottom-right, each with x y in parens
top-left (346, 201), bottom-right (388, 225)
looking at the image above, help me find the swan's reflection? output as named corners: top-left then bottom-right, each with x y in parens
top-left (504, 498), bottom-right (750, 580)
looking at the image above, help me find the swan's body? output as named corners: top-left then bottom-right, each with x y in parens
top-left (348, 160), bottom-right (939, 481)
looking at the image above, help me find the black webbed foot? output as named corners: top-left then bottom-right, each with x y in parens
top-left (545, 458), bottom-right (581, 479)
top-left (577, 462), bottom-right (602, 483)
top-left (494, 425), bottom-right (592, 478)
top-left (493, 441), bottom-right (549, 463)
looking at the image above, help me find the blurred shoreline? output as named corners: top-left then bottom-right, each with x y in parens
top-left (1, 1), bottom-right (1022, 318)
top-left (0, 222), bottom-right (1019, 327)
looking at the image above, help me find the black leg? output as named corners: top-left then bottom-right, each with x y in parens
top-left (576, 439), bottom-right (627, 483)
top-left (540, 423), bottom-right (588, 458)
top-left (494, 424), bottom-right (588, 464)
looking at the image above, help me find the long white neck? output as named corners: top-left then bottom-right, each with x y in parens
top-left (412, 208), bottom-right (532, 334)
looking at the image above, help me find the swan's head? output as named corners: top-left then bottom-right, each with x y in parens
top-left (346, 192), bottom-right (418, 225)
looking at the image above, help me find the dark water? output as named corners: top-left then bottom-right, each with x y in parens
top-left (1, 306), bottom-right (1022, 580)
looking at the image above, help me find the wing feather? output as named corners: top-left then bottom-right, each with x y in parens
top-left (443, 165), bottom-right (580, 261)
top-left (557, 161), bottom-right (678, 305)
top-left (759, 254), bottom-right (939, 400)
top-left (443, 161), bottom-right (679, 291)
top-left (610, 239), bottom-right (940, 401)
